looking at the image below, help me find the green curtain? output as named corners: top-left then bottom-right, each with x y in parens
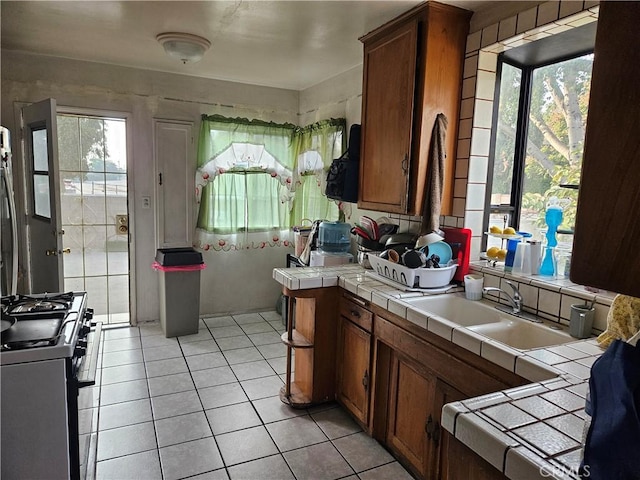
top-left (196, 114), bottom-right (346, 236)
top-left (289, 174), bottom-right (339, 225)
top-left (289, 118), bottom-right (346, 225)
top-left (198, 114), bottom-right (296, 170)
top-left (197, 175), bottom-right (246, 234)
top-left (290, 118), bottom-right (346, 175)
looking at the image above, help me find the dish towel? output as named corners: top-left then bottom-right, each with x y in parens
top-left (597, 294), bottom-right (640, 348)
top-left (421, 113), bottom-right (448, 235)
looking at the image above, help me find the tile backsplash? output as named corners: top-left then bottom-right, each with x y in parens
top-left (469, 261), bottom-right (614, 336)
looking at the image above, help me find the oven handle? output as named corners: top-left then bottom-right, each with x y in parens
top-left (77, 321), bottom-right (102, 388)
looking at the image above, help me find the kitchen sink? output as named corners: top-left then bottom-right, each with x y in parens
top-left (404, 293), bottom-right (510, 327)
top-left (468, 319), bottom-right (572, 350)
top-left (404, 293), bottom-right (573, 350)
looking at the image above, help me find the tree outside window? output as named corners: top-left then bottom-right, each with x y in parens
top-left (488, 53), bottom-right (593, 247)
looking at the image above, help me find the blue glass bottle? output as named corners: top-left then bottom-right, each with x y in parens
top-left (540, 205), bottom-right (563, 276)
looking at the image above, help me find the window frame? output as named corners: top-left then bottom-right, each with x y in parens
top-left (483, 48), bottom-right (594, 249)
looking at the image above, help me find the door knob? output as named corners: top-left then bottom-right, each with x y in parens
top-left (46, 248), bottom-right (70, 256)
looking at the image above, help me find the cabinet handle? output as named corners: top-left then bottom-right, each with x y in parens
top-left (425, 415), bottom-right (441, 445)
top-left (425, 414), bottom-right (434, 438)
top-left (362, 370), bottom-right (369, 391)
top-left (401, 154), bottom-right (408, 174)
top-left (350, 310), bottom-right (361, 318)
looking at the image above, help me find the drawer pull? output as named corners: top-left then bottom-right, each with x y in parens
top-left (346, 295), bottom-right (369, 308)
top-left (350, 310), bottom-right (361, 318)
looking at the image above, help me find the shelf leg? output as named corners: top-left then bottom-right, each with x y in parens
top-left (284, 294), bottom-right (295, 398)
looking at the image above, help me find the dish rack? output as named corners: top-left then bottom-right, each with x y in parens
top-left (367, 255), bottom-right (457, 289)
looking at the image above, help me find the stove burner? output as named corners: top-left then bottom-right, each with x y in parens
top-left (11, 300), bottom-right (67, 313)
top-left (2, 293), bottom-right (74, 316)
top-left (0, 292), bottom-right (77, 352)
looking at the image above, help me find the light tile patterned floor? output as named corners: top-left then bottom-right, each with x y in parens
top-left (81, 311), bottom-right (414, 480)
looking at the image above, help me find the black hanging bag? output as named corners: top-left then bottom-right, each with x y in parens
top-left (325, 124), bottom-right (360, 203)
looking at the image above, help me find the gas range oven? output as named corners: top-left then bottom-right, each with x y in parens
top-left (1, 292), bottom-right (102, 480)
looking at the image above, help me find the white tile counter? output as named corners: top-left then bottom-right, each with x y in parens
top-left (273, 264), bottom-right (603, 480)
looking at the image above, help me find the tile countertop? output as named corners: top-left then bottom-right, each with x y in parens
top-left (273, 264), bottom-right (603, 480)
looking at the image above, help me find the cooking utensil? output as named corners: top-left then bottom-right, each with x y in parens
top-left (377, 223), bottom-right (398, 238)
top-left (1, 317), bottom-right (16, 334)
top-left (351, 226), bottom-right (371, 240)
top-left (360, 216), bottom-right (379, 240)
top-left (385, 232), bottom-right (417, 247)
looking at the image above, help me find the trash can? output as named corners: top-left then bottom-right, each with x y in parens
top-left (153, 247), bottom-right (205, 338)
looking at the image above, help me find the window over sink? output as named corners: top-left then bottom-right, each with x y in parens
top-left (485, 25), bottom-right (595, 253)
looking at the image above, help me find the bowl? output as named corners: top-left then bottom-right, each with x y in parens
top-left (357, 249), bottom-right (381, 269)
top-left (415, 264), bottom-right (457, 288)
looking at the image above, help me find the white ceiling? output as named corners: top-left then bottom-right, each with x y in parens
top-left (1, 1), bottom-right (496, 91)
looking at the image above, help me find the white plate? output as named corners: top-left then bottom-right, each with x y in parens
top-left (485, 232), bottom-right (522, 239)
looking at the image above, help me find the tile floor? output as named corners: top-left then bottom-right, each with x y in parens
top-left (80, 310), bottom-right (414, 480)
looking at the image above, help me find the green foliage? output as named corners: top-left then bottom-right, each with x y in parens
top-left (57, 115), bottom-right (107, 179)
top-left (493, 54), bottom-right (593, 231)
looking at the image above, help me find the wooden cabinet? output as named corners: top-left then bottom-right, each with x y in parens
top-left (280, 286), bottom-right (338, 407)
top-left (373, 313), bottom-right (525, 479)
top-left (441, 431), bottom-right (508, 480)
top-left (571, 2), bottom-right (640, 297)
top-left (387, 351), bottom-right (444, 478)
top-left (336, 297), bottom-right (372, 426)
top-left (358, 2), bottom-right (470, 215)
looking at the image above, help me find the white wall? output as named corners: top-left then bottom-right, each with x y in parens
top-left (1, 51), bottom-right (299, 321)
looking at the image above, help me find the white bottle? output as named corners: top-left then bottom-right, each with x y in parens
top-left (528, 241), bottom-right (542, 275)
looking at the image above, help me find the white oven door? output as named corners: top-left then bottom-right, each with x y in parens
top-left (0, 358), bottom-right (70, 479)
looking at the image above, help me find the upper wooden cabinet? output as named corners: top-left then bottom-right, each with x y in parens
top-left (571, 2), bottom-right (640, 296)
top-left (358, 2), bottom-right (470, 215)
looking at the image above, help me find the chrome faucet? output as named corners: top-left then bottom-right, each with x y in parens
top-left (483, 280), bottom-right (523, 314)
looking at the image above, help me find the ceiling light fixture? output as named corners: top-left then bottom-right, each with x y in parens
top-left (156, 32), bottom-right (211, 64)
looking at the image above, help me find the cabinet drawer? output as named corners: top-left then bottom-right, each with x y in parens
top-left (340, 296), bottom-right (373, 332)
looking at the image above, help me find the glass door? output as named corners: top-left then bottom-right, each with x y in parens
top-left (57, 114), bottom-right (129, 325)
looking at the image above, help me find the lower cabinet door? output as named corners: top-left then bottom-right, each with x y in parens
top-left (431, 379), bottom-right (466, 479)
top-left (386, 351), bottom-right (436, 477)
top-left (336, 318), bottom-right (371, 425)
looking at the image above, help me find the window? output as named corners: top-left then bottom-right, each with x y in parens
top-left (487, 51), bottom-right (593, 247)
top-left (196, 115), bottom-right (344, 245)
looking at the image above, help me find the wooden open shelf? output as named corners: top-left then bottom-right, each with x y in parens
top-left (280, 330), bottom-right (313, 348)
top-left (279, 286), bottom-right (338, 408)
top-left (279, 383), bottom-right (313, 409)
